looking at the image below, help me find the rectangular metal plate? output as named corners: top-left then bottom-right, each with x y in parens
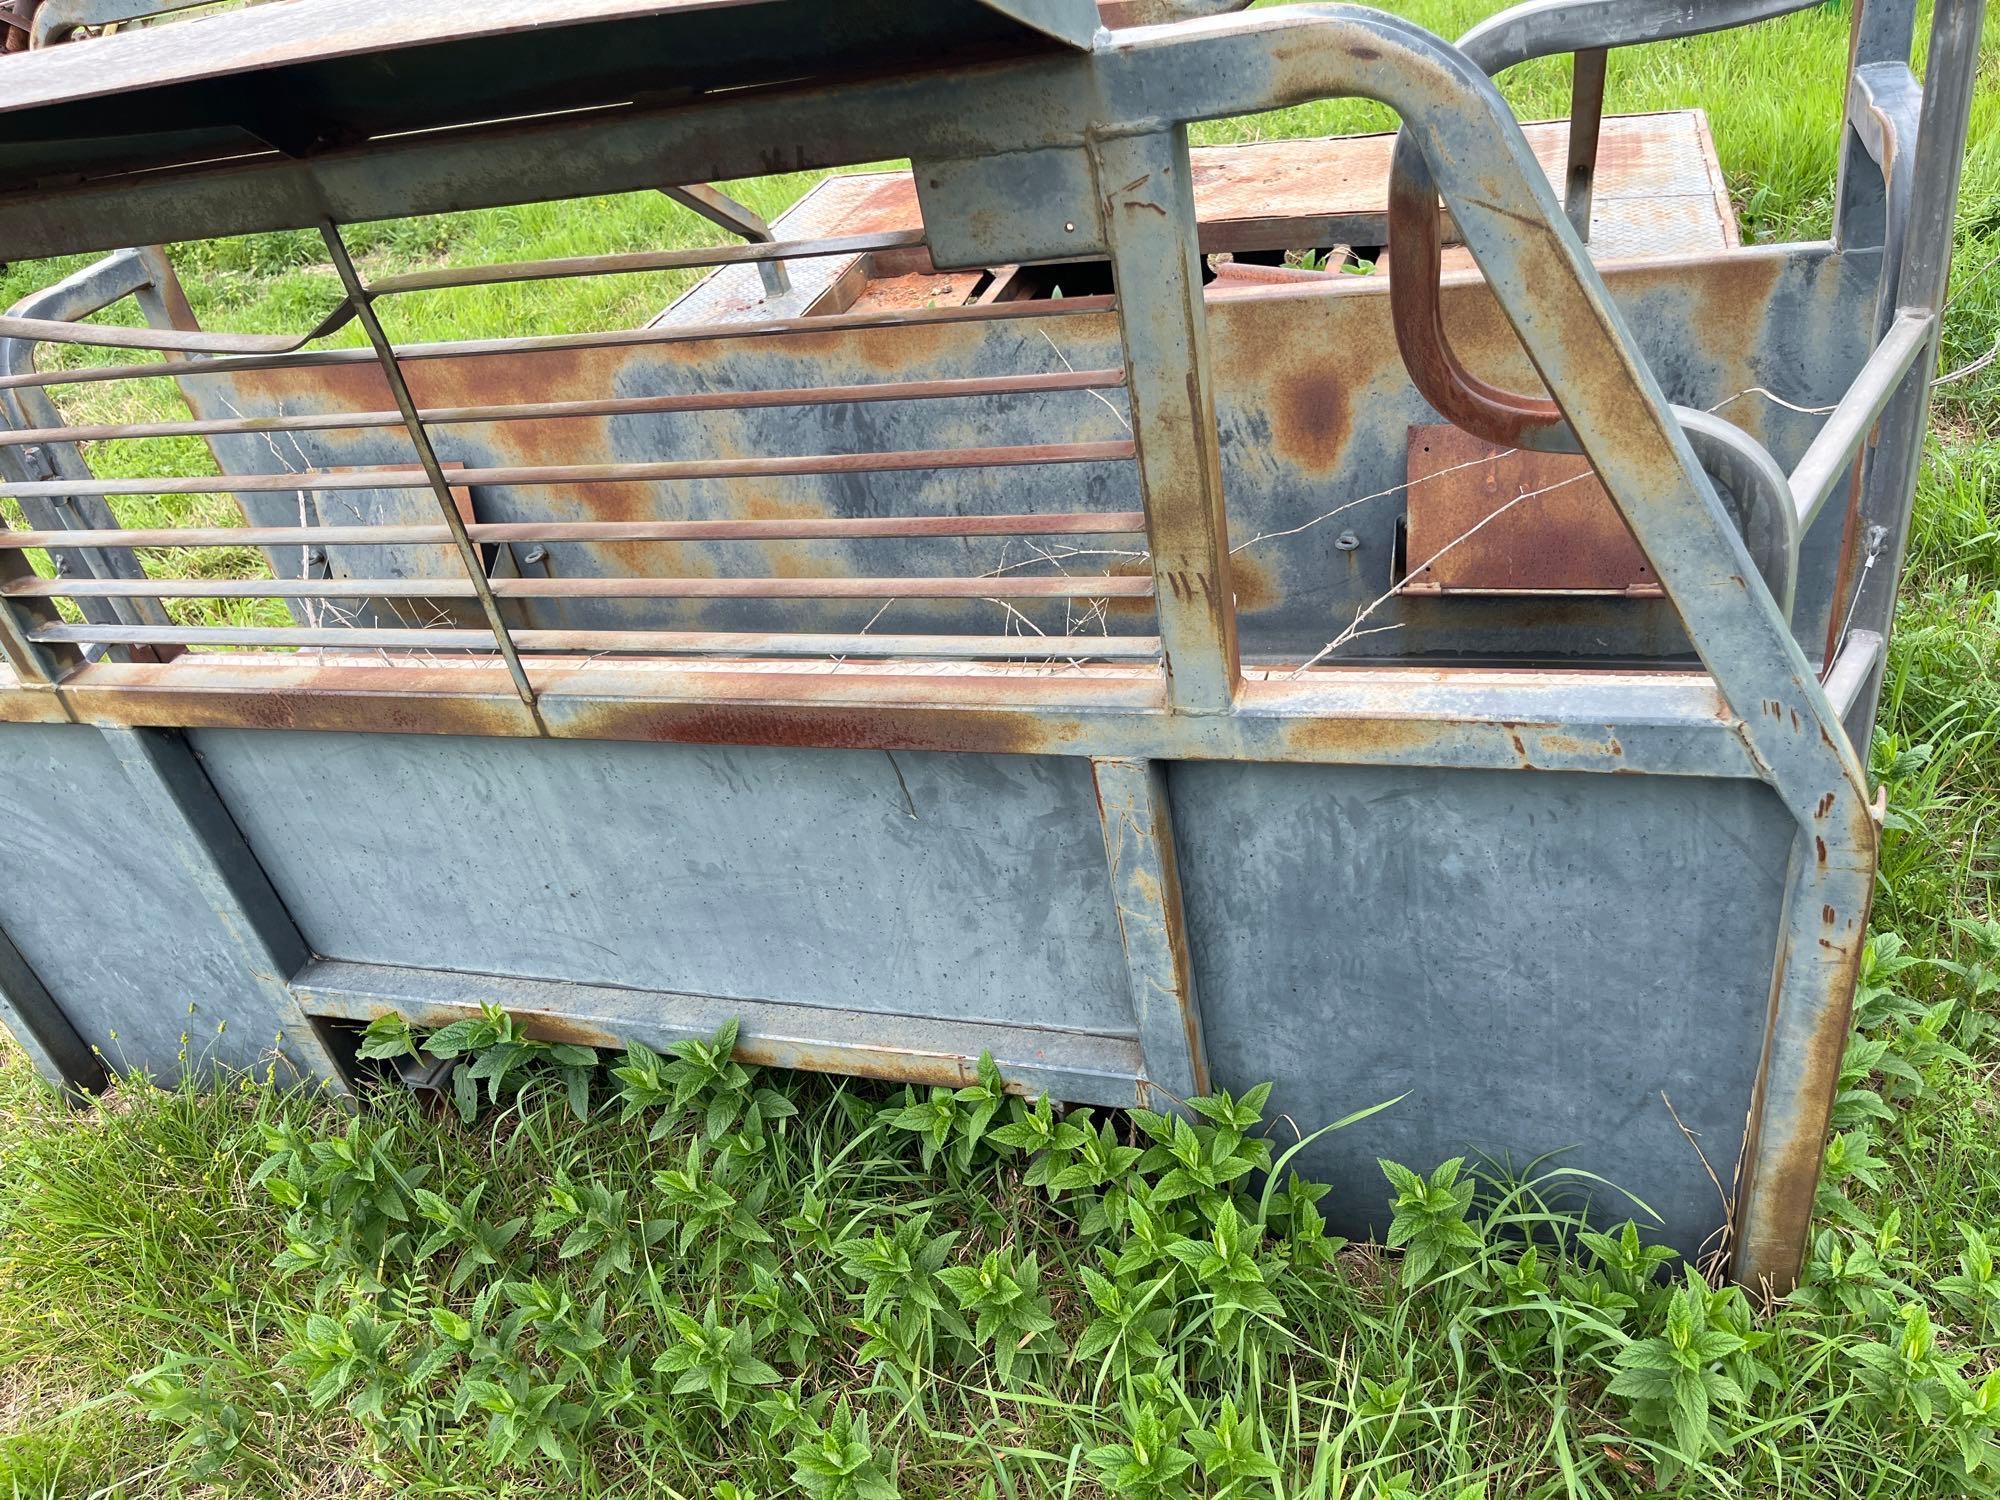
top-left (1399, 424), bottom-right (1663, 597)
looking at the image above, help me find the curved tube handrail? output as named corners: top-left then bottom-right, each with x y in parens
top-left (1675, 406), bottom-right (1799, 619)
top-left (1384, 0), bottom-right (1823, 450)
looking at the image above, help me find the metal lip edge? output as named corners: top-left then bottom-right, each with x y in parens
top-left (9, 656), bottom-right (1768, 778)
top-left (291, 956), bottom-right (1148, 1101)
top-left (39, 651), bottom-right (1740, 706)
top-left (0, 0), bottom-right (1096, 119)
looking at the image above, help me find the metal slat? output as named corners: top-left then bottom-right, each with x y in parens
top-left (368, 228), bottom-right (930, 296)
top-left (0, 441), bottom-right (1137, 500)
top-left (7, 575), bottom-right (1154, 600)
top-left (0, 232), bottom-right (936, 357)
top-left (0, 369), bottom-right (1127, 450)
top-left (32, 623), bottom-right (1163, 659)
top-left (0, 296), bottom-right (1119, 396)
top-left (0, 512), bottom-right (1149, 550)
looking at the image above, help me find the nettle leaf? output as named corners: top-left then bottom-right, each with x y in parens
top-left (356, 1013), bottom-right (419, 1061)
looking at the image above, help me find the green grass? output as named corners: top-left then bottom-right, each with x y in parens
top-left (4, 0), bottom-right (2000, 1494)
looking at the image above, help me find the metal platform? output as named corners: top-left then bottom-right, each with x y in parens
top-left (657, 110), bottom-right (1738, 328)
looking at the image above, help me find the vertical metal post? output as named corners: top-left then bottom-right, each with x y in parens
top-left (317, 221), bottom-right (546, 730)
top-left (1832, 0), bottom-right (1919, 257)
top-left (101, 725), bottom-right (351, 1092)
top-left (1091, 756), bottom-right (1208, 1110)
top-left (1088, 128), bottom-right (1239, 714)
top-left (0, 921), bottom-right (105, 1096)
top-left (1737, 0), bottom-right (1985, 1289)
top-left (1838, 0), bottom-right (1985, 741)
top-left (1564, 48), bottom-right (1608, 241)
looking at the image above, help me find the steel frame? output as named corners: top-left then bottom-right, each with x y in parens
top-left (0, 0), bottom-right (1982, 1290)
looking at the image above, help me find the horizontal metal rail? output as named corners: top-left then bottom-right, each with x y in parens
top-left (0, 369), bottom-right (1127, 449)
top-left (0, 230), bottom-right (937, 359)
top-left (0, 441), bottom-right (1136, 500)
top-left (1789, 310), bottom-right (1935, 526)
top-left (8, 575), bottom-right (1153, 600)
top-left (31, 624), bottom-right (1162, 659)
top-left (0, 511), bottom-right (1149, 550)
top-left (0, 295), bottom-right (1117, 395)
top-left (367, 228), bottom-right (929, 296)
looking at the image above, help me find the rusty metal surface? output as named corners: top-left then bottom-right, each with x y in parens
top-left (1398, 424), bottom-right (1660, 596)
top-left (0, 0), bottom-right (1979, 1290)
top-left (668, 112), bottom-right (1734, 327)
top-left (1383, 0), bottom-right (1819, 451)
top-left (0, 0), bottom-right (1101, 194)
top-left (0, 245), bottom-right (1850, 659)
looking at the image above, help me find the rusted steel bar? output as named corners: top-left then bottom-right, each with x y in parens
top-left (368, 228), bottom-right (928, 296)
top-left (1090, 129), bottom-right (1238, 714)
top-left (1382, 0), bottom-right (1824, 451)
top-left (0, 369), bottom-right (1128, 450)
top-left (0, 231), bottom-right (931, 358)
top-left (0, 511), bottom-right (1150, 551)
top-left (1565, 47), bottom-right (1607, 238)
top-left (0, 296), bottom-right (1118, 396)
top-left (1735, 0), bottom-right (1988, 1294)
top-left (660, 182), bottom-right (791, 298)
top-left (0, 440), bottom-right (1138, 500)
top-left (35, 623), bottom-right (1164, 659)
top-left (31, 655), bottom-right (1768, 782)
top-left (10, 575), bottom-right (1153, 600)
top-left (0, 306), bottom-right (354, 356)
top-left (318, 220), bottom-right (540, 718)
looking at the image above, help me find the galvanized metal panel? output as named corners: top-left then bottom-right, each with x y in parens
top-left (188, 728), bottom-right (1138, 1035)
top-left (0, 721), bottom-right (329, 1081)
top-left (1172, 761), bottom-right (1792, 1258)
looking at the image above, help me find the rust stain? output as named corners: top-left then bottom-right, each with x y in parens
top-left (1399, 425), bottom-right (1656, 595)
top-left (1272, 363), bottom-right (1352, 471)
top-left (1284, 714), bottom-right (1449, 759)
top-left (1227, 550), bottom-right (1277, 612)
top-left (1104, 554), bottom-right (1160, 619)
top-left (556, 699), bottom-right (1056, 756)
